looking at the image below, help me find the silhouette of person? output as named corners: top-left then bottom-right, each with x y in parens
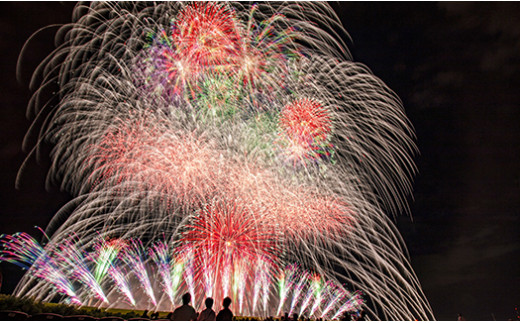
top-left (151, 312), bottom-right (159, 320)
top-left (458, 313), bottom-right (466, 321)
top-left (198, 297), bottom-right (216, 321)
top-left (216, 297), bottom-right (233, 321)
top-left (172, 293), bottom-right (198, 321)
top-left (142, 310), bottom-right (150, 319)
top-left (166, 312), bottom-right (173, 320)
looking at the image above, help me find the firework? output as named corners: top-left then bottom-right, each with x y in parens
top-left (0, 233), bottom-right (81, 305)
top-left (276, 268), bottom-right (291, 317)
top-left (278, 98), bottom-right (334, 166)
top-left (120, 239), bottom-right (157, 307)
top-left (173, 2), bottom-right (240, 69)
top-left (2, 233), bottom-right (362, 319)
top-left (54, 236), bottom-right (108, 304)
top-left (331, 290), bottom-right (365, 320)
top-left (149, 241), bottom-right (176, 307)
top-left (180, 200), bottom-right (279, 277)
top-left (8, 1), bottom-right (434, 320)
top-left (108, 265), bottom-right (136, 307)
top-left (288, 266), bottom-right (309, 316)
top-left (93, 238), bottom-right (127, 284)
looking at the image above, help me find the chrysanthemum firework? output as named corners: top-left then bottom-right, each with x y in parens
top-left (8, 1), bottom-right (433, 320)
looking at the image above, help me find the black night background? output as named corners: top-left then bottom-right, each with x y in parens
top-left (0, 2), bottom-right (518, 321)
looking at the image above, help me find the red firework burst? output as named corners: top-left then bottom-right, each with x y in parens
top-left (279, 98), bottom-right (333, 163)
top-left (177, 199), bottom-right (281, 301)
top-left (173, 2), bottom-right (240, 69)
top-left (88, 119), bottom-right (157, 189)
top-left (181, 200), bottom-right (279, 266)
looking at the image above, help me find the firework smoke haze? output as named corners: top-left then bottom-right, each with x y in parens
top-left (9, 2), bottom-right (434, 320)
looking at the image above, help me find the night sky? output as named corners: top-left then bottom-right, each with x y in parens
top-left (0, 2), bottom-right (519, 321)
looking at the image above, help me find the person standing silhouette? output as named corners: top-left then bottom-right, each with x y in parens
top-left (172, 293), bottom-right (198, 321)
top-left (198, 297), bottom-right (216, 321)
top-left (216, 297), bottom-right (233, 321)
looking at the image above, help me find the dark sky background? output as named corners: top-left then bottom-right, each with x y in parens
top-left (0, 2), bottom-right (519, 321)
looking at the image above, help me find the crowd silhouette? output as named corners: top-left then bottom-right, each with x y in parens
top-left (166, 293), bottom-right (235, 321)
top-left (159, 292), bottom-right (365, 321)
top-left (0, 291), bottom-right (366, 321)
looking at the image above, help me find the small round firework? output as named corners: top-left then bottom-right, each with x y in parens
top-left (278, 98), bottom-right (334, 165)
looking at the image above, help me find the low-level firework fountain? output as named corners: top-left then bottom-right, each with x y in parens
top-left (3, 2), bottom-right (434, 320)
top-left (1, 232), bottom-right (363, 319)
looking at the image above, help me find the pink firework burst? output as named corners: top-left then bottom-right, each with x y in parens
top-left (279, 98), bottom-right (334, 165)
top-left (88, 119), bottom-right (163, 189)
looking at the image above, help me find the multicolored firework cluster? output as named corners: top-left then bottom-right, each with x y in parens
top-left (0, 232), bottom-right (362, 319)
top-left (6, 2), bottom-right (434, 320)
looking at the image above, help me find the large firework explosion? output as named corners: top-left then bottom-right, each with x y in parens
top-left (2, 2), bottom-right (434, 320)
